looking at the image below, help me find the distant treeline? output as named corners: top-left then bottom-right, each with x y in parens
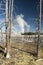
top-left (21, 32), bottom-right (43, 35)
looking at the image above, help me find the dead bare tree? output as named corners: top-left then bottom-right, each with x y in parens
top-left (37, 0), bottom-right (42, 58)
top-left (5, 0), bottom-right (14, 58)
top-left (5, 0), bottom-right (10, 58)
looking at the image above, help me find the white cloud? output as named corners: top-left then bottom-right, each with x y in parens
top-left (14, 14), bottom-right (30, 33)
top-left (0, 18), bottom-right (5, 24)
top-left (0, 14), bottom-right (30, 34)
top-left (0, 18), bottom-right (5, 32)
top-left (11, 25), bottom-right (18, 34)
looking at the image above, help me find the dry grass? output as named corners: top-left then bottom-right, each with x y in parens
top-left (0, 42), bottom-right (43, 65)
top-left (0, 48), bottom-right (36, 65)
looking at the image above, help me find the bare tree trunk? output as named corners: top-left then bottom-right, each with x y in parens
top-left (37, 0), bottom-right (42, 58)
top-left (5, 0), bottom-right (10, 58)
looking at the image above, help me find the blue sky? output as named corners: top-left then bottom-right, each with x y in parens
top-left (14, 0), bottom-right (43, 33)
top-left (0, 0), bottom-right (43, 33)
